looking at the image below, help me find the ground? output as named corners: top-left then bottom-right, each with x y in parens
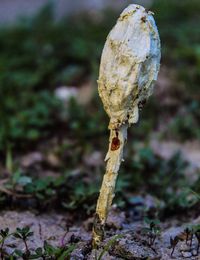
top-left (0, 209), bottom-right (199, 259)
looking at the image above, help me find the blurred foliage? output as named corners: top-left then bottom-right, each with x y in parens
top-left (0, 0), bottom-right (200, 216)
top-left (0, 146), bottom-right (198, 215)
top-left (153, 0), bottom-right (200, 73)
top-left (117, 147), bottom-right (199, 211)
top-left (165, 101), bottom-right (200, 141)
top-left (0, 91), bottom-right (62, 150)
top-left (67, 98), bottom-right (107, 140)
top-left (0, 4), bottom-right (115, 152)
top-left (151, 0), bottom-right (200, 140)
top-left (0, 167), bottom-right (99, 216)
top-left (1, 0), bottom-right (200, 153)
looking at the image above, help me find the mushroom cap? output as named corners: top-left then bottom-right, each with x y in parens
top-left (98, 4), bottom-right (161, 130)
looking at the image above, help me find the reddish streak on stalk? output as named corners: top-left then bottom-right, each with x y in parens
top-left (111, 137), bottom-right (120, 151)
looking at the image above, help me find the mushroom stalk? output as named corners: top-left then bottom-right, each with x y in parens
top-left (93, 124), bottom-right (127, 247)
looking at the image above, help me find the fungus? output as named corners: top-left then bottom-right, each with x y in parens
top-left (92, 4), bottom-right (161, 248)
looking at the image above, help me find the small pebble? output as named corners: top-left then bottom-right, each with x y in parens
top-left (180, 243), bottom-right (190, 251)
top-left (182, 251), bottom-right (192, 258)
top-left (192, 249), bottom-right (198, 256)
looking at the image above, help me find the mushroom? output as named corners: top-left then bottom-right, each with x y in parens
top-left (92, 4), bottom-right (161, 247)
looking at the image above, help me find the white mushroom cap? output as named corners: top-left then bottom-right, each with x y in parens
top-left (98, 4), bottom-right (161, 130)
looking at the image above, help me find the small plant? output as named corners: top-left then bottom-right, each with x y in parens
top-left (143, 218), bottom-right (161, 246)
top-left (0, 228), bottom-right (10, 259)
top-left (184, 227), bottom-right (191, 245)
top-left (191, 225), bottom-right (200, 255)
top-left (0, 226), bottom-right (77, 259)
top-left (14, 227), bottom-right (33, 259)
top-left (169, 225), bottom-right (200, 257)
top-left (195, 229), bottom-right (200, 255)
top-left (92, 4), bottom-right (161, 247)
top-left (33, 241), bottom-right (76, 260)
top-left (95, 235), bottom-right (122, 260)
top-left (170, 236), bottom-right (180, 257)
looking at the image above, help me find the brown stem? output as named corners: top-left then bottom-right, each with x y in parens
top-left (23, 239), bottom-right (29, 258)
top-left (0, 239), bottom-right (5, 260)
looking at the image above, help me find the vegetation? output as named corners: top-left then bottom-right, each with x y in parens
top-left (170, 225), bottom-right (200, 256)
top-left (0, 4), bottom-right (114, 153)
top-left (0, 227), bottom-right (76, 259)
top-left (152, 0), bottom-right (200, 140)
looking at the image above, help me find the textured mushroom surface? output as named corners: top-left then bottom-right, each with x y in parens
top-left (98, 4), bottom-right (161, 130)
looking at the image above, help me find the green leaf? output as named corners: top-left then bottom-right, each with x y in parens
top-left (14, 249), bottom-right (23, 257)
top-left (44, 241), bottom-right (56, 256)
top-left (57, 245), bottom-right (76, 260)
top-left (17, 176), bottom-right (32, 186)
top-left (35, 247), bottom-right (43, 255)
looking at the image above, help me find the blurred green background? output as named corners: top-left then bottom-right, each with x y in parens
top-left (0, 0), bottom-right (199, 217)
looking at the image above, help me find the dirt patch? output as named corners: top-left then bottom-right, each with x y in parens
top-left (0, 209), bottom-right (199, 259)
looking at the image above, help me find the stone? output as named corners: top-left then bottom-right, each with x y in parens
top-left (106, 209), bottom-right (126, 229)
top-left (181, 251), bottom-right (192, 258)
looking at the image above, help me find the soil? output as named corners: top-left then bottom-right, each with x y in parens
top-left (0, 208), bottom-right (199, 259)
